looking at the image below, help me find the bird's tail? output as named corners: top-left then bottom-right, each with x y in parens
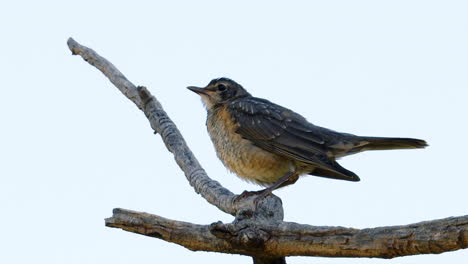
top-left (359, 137), bottom-right (428, 151)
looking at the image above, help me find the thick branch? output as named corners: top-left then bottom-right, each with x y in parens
top-left (67, 38), bottom-right (239, 215)
top-left (106, 209), bottom-right (468, 258)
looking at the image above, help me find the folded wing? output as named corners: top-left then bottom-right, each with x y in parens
top-left (228, 97), bottom-right (360, 181)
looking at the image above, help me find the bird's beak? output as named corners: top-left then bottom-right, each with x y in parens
top-left (187, 86), bottom-right (209, 95)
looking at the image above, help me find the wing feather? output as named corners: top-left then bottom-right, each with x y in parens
top-left (228, 97), bottom-right (359, 181)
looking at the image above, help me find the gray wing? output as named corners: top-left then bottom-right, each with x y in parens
top-left (228, 97), bottom-right (360, 181)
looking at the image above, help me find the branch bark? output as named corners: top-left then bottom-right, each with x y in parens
top-left (68, 37), bottom-right (468, 262)
top-left (67, 38), bottom-right (241, 216)
top-left (106, 208), bottom-right (467, 258)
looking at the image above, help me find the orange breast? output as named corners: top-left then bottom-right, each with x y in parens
top-left (206, 106), bottom-right (291, 186)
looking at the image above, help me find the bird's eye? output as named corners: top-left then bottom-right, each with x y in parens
top-left (217, 84), bottom-right (227, 91)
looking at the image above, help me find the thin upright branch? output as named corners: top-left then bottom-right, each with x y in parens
top-left (67, 38), bottom-right (239, 215)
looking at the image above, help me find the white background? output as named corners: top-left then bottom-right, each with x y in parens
top-left (1, 1), bottom-right (467, 263)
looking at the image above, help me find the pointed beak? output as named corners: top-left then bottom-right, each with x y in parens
top-left (187, 86), bottom-right (209, 95)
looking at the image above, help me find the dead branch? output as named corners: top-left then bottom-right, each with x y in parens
top-left (105, 208), bottom-right (467, 258)
top-left (68, 37), bottom-right (467, 262)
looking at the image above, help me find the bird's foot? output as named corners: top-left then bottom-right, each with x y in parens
top-left (253, 188), bottom-right (274, 205)
top-left (234, 190), bottom-right (264, 202)
top-left (234, 188), bottom-right (274, 209)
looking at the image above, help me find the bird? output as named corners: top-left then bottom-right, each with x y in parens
top-left (187, 77), bottom-right (427, 197)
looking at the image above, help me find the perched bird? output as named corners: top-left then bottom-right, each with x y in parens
top-left (188, 78), bottom-right (427, 196)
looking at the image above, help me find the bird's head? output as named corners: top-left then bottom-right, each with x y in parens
top-left (187, 78), bottom-right (251, 109)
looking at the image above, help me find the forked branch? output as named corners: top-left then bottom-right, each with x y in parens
top-left (68, 37), bottom-right (467, 261)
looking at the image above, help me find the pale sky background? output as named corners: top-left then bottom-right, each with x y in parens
top-left (1, 1), bottom-right (467, 263)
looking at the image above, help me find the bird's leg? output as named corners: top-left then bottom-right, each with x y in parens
top-left (277, 173), bottom-right (299, 189)
top-left (234, 171), bottom-right (296, 203)
top-left (234, 163), bottom-right (299, 210)
top-left (253, 170), bottom-right (296, 204)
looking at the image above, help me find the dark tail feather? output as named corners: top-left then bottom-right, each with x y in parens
top-left (310, 163), bottom-right (361, 182)
top-left (360, 137), bottom-right (428, 151)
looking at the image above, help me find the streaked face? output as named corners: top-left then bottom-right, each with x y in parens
top-left (187, 78), bottom-right (249, 109)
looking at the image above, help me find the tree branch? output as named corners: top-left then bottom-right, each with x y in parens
top-left (67, 37), bottom-right (240, 216)
top-left (106, 208), bottom-right (467, 258)
top-left (68, 37), bottom-right (467, 261)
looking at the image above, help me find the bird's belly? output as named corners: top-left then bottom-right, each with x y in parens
top-left (220, 139), bottom-right (291, 186)
top-left (207, 109), bottom-right (291, 186)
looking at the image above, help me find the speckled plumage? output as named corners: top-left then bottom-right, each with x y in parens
top-left (188, 78), bottom-right (427, 190)
top-left (206, 105), bottom-right (293, 186)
